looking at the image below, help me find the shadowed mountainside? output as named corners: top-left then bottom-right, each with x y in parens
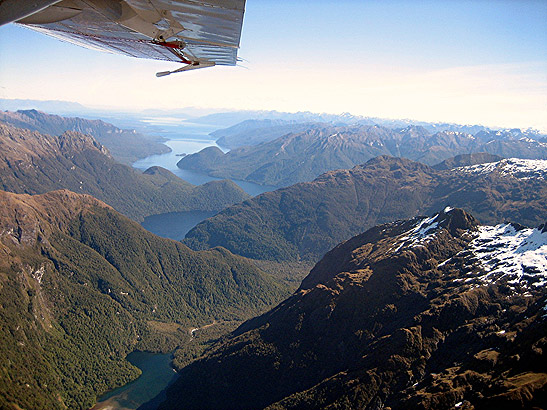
top-left (162, 208), bottom-right (547, 410)
top-left (183, 155), bottom-right (547, 262)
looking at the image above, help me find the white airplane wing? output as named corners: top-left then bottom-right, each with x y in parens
top-left (1, 0), bottom-right (246, 75)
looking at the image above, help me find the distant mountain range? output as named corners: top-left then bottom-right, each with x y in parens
top-left (0, 189), bottom-right (287, 409)
top-left (0, 109), bottom-right (170, 165)
top-left (179, 123), bottom-right (547, 187)
top-left (0, 121), bottom-right (248, 220)
top-left (1, 102), bottom-right (545, 409)
top-left (212, 119), bottom-right (316, 149)
top-left (162, 208), bottom-right (547, 410)
top-left (183, 155), bottom-right (547, 261)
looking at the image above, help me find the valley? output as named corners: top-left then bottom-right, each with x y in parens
top-left (178, 123), bottom-right (547, 187)
top-left (2, 1), bottom-right (546, 408)
top-left (162, 208), bottom-right (547, 410)
top-left (183, 155), bottom-right (547, 262)
top-left (0, 108), bottom-right (545, 410)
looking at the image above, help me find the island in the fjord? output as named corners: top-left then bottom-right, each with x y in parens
top-left (0, 121), bottom-right (249, 221)
top-left (179, 121), bottom-right (547, 187)
top-left (1, 108), bottom-right (546, 410)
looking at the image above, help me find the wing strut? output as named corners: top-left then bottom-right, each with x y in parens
top-left (156, 61), bottom-right (215, 77)
top-left (154, 40), bottom-right (215, 77)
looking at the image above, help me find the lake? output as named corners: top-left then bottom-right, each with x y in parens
top-left (132, 119), bottom-right (277, 197)
top-left (142, 210), bottom-right (217, 240)
top-left (91, 351), bottom-right (178, 410)
top-left (134, 118), bottom-right (277, 240)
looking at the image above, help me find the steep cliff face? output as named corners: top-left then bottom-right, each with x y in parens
top-left (0, 190), bottom-right (285, 410)
top-left (0, 122), bottom-right (249, 220)
top-left (162, 209), bottom-right (547, 410)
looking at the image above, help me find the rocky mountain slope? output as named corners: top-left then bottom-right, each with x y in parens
top-left (161, 208), bottom-right (547, 410)
top-left (183, 155), bottom-right (547, 261)
top-left (0, 109), bottom-right (169, 164)
top-left (0, 122), bottom-right (248, 220)
top-left (178, 123), bottom-right (547, 187)
top-left (0, 189), bottom-right (287, 410)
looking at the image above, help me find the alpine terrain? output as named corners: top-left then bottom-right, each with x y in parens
top-left (183, 155), bottom-right (547, 262)
top-left (0, 189), bottom-right (287, 409)
top-left (161, 208), bottom-right (547, 410)
top-left (178, 123), bottom-right (547, 187)
top-left (0, 121), bottom-right (249, 221)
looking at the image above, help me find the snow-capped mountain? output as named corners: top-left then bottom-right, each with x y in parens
top-left (455, 158), bottom-right (547, 180)
top-left (163, 208), bottom-right (547, 410)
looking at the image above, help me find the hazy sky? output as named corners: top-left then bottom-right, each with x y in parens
top-left (1, 0), bottom-right (546, 130)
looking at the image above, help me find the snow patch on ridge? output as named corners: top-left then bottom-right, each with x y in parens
top-left (455, 158), bottom-right (547, 180)
top-left (468, 224), bottom-right (547, 287)
top-left (392, 210), bottom-right (454, 253)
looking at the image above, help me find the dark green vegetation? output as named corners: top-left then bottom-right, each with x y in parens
top-left (183, 155), bottom-right (547, 262)
top-left (179, 123), bottom-right (547, 186)
top-left (161, 209), bottom-right (547, 410)
top-left (0, 122), bottom-right (249, 220)
top-left (93, 351), bottom-right (178, 410)
top-left (0, 190), bottom-right (287, 410)
top-left (0, 109), bottom-right (169, 164)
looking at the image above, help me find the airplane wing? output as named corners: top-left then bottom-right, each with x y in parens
top-left (0, 0), bottom-right (246, 76)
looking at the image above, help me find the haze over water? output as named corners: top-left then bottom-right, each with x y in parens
top-left (133, 118), bottom-right (277, 196)
top-left (133, 117), bottom-right (277, 240)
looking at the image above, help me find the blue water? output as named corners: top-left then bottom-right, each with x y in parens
top-left (92, 352), bottom-right (178, 410)
top-left (132, 119), bottom-right (277, 197)
top-left (142, 210), bottom-right (217, 240)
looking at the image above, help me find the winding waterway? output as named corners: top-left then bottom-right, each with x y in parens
top-left (133, 119), bottom-right (277, 196)
top-left (133, 118), bottom-right (277, 240)
top-left (92, 119), bottom-right (277, 409)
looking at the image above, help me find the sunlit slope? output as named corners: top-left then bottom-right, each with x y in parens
top-left (178, 123), bottom-right (547, 187)
top-left (184, 156), bottom-right (547, 261)
top-left (0, 190), bottom-right (285, 410)
top-left (0, 122), bottom-right (249, 220)
top-left (162, 209), bottom-right (547, 410)
top-left (0, 109), bottom-right (169, 164)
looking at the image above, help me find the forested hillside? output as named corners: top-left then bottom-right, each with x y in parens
top-left (0, 122), bottom-right (248, 220)
top-left (0, 190), bottom-right (286, 409)
top-left (184, 155), bottom-right (547, 261)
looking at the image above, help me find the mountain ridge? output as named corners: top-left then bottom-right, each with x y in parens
top-left (179, 123), bottom-right (547, 187)
top-left (0, 189), bottom-right (287, 409)
top-left (161, 208), bottom-right (547, 410)
top-left (0, 122), bottom-right (249, 220)
top-left (0, 109), bottom-right (169, 164)
top-left (183, 155), bottom-right (547, 262)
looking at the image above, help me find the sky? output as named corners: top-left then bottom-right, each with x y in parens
top-left (0, 0), bottom-right (546, 130)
